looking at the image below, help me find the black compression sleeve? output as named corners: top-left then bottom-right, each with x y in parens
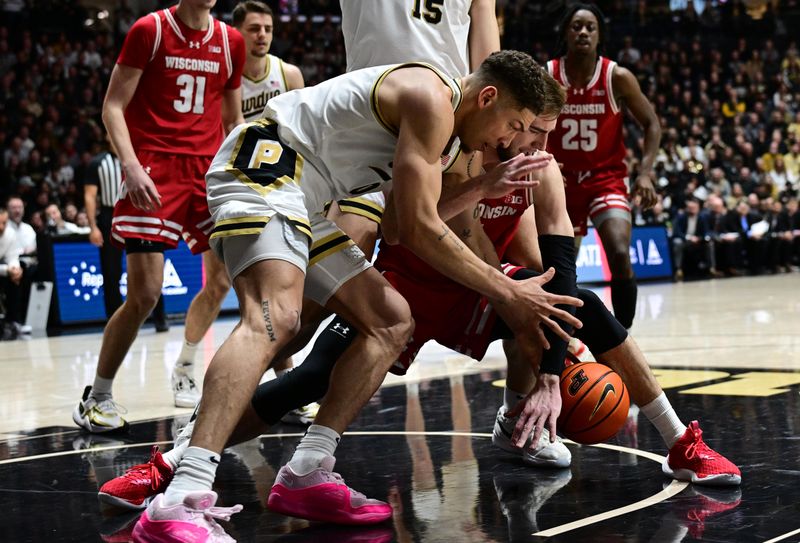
top-left (537, 235), bottom-right (578, 375)
top-left (250, 316), bottom-right (357, 425)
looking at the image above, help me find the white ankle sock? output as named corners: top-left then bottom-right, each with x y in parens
top-left (275, 368), bottom-right (291, 377)
top-left (641, 393), bottom-right (686, 448)
top-left (162, 439), bottom-right (190, 470)
top-left (288, 424), bottom-right (340, 475)
top-left (91, 376), bottom-right (114, 399)
top-left (163, 446), bottom-right (219, 506)
top-left (176, 341), bottom-right (199, 375)
top-left (503, 387), bottom-right (526, 413)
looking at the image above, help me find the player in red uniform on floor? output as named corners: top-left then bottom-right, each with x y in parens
top-left (73, 0), bottom-right (246, 431)
top-left (547, 3), bottom-right (661, 330)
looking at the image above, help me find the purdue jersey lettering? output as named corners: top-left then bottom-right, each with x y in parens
top-left (241, 54), bottom-right (288, 122)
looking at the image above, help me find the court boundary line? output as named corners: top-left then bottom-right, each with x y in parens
top-left (764, 528), bottom-right (800, 543)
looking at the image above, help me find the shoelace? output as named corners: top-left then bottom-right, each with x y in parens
top-left (202, 503), bottom-right (243, 523)
top-left (327, 471), bottom-right (367, 501)
top-left (95, 398), bottom-right (128, 416)
top-left (125, 451), bottom-right (168, 491)
top-left (684, 427), bottom-right (707, 460)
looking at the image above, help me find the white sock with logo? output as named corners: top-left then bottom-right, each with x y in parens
top-left (641, 393), bottom-right (686, 449)
top-left (163, 446), bottom-right (219, 506)
top-left (175, 340), bottom-right (199, 377)
top-left (288, 424), bottom-right (340, 475)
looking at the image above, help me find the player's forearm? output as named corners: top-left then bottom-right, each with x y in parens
top-left (102, 106), bottom-right (140, 169)
top-left (449, 211), bottom-right (502, 270)
top-left (399, 216), bottom-right (515, 302)
top-left (639, 120), bottom-right (662, 174)
top-left (84, 188), bottom-right (98, 228)
top-left (437, 175), bottom-right (486, 221)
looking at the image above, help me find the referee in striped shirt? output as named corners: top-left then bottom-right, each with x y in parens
top-left (85, 143), bottom-right (124, 318)
top-left (84, 141), bottom-right (168, 330)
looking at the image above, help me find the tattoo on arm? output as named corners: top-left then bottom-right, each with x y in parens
top-left (460, 228), bottom-right (472, 240)
top-left (473, 204), bottom-right (480, 219)
top-left (437, 225), bottom-right (451, 242)
top-left (261, 300), bottom-right (277, 342)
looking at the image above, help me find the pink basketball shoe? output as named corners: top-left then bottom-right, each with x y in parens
top-left (132, 491), bottom-right (242, 543)
top-left (267, 456), bottom-right (392, 525)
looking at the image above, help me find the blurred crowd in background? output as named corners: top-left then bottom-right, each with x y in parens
top-left (1, 0), bottom-right (799, 335)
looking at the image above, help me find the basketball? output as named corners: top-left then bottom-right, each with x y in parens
top-left (558, 362), bottom-right (630, 444)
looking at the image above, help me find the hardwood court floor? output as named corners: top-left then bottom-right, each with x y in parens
top-left (0, 274), bottom-right (798, 542)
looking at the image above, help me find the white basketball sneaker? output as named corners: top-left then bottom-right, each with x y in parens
top-left (172, 368), bottom-right (200, 408)
top-left (72, 386), bottom-right (129, 433)
top-left (492, 406), bottom-right (571, 468)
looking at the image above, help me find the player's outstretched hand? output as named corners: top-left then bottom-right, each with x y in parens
top-left (507, 373), bottom-right (561, 449)
top-left (503, 267), bottom-right (582, 350)
top-left (125, 164), bottom-right (162, 212)
top-left (632, 173), bottom-right (658, 210)
top-left (479, 152), bottom-right (553, 200)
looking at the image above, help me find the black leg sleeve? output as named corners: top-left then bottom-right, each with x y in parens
top-left (573, 288), bottom-right (628, 355)
top-left (250, 316), bottom-right (358, 425)
top-left (610, 277), bottom-right (637, 329)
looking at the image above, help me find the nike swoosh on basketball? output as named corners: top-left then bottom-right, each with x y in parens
top-left (589, 383), bottom-right (616, 420)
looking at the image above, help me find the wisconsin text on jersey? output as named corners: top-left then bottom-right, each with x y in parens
top-left (475, 201), bottom-right (521, 220)
top-left (562, 103), bottom-right (607, 115)
top-left (164, 56), bottom-right (221, 74)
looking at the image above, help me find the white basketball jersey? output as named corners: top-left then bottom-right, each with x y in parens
top-left (341, 0), bottom-right (472, 76)
top-left (241, 54), bottom-right (288, 121)
top-left (265, 63), bottom-right (464, 214)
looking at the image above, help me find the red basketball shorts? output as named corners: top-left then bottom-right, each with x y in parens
top-left (564, 167), bottom-right (630, 237)
top-left (382, 264), bottom-right (520, 375)
top-left (112, 151), bottom-right (213, 254)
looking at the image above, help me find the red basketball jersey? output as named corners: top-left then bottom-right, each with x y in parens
top-left (117, 6), bottom-right (245, 157)
top-left (546, 56), bottom-right (626, 175)
top-left (375, 188), bottom-right (531, 283)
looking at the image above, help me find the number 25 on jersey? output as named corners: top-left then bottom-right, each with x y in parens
top-left (562, 118), bottom-right (598, 152)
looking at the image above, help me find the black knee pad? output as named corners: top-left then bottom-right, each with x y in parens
top-left (125, 238), bottom-right (169, 253)
top-left (574, 288), bottom-right (628, 355)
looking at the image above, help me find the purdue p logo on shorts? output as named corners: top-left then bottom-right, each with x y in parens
top-left (226, 121), bottom-right (303, 196)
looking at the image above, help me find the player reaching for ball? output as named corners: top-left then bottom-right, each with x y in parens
top-left (96, 86), bottom-right (739, 520)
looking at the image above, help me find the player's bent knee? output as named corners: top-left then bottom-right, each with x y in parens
top-left (368, 298), bottom-right (414, 359)
top-left (202, 273), bottom-right (231, 303)
top-left (124, 285), bottom-right (162, 316)
top-left (574, 288), bottom-right (628, 354)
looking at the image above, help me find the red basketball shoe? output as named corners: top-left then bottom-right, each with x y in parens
top-left (267, 456), bottom-right (392, 525)
top-left (662, 421), bottom-right (741, 486)
top-left (98, 446), bottom-right (174, 510)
